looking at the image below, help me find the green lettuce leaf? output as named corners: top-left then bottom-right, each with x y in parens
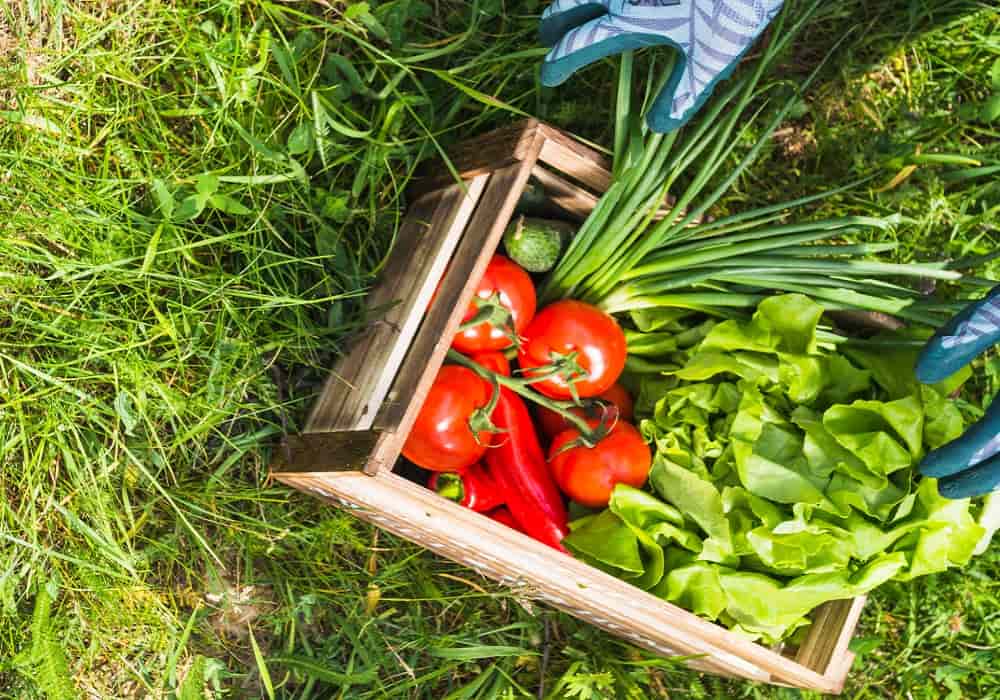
top-left (845, 337), bottom-right (971, 400)
top-left (649, 455), bottom-right (734, 563)
top-left (823, 395), bottom-right (925, 473)
top-left (818, 354), bottom-right (872, 405)
top-left (698, 294), bottom-right (822, 356)
top-left (568, 294), bottom-right (984, 643)
top-left (745, 522), bottom-right (854, 575)
top-left (716, 553), bottom-right (906, 642)
top-left (899, 479), bottom-right (985, 580)
top-left (564, 511), bottom-right (644, 575)
top-left (653, 561), bottom-right (727, 619)
top-left (826, 472), bottom-right (906, 521)
top-left (609, 484), bottom-right (685, 528)
top-left (675, 351), bottom-right (780, 383)
top-left (921, 385), bottom-right (965, 449)
top-left (563, 509), bottom-right (666, 590)
top-left (778, 354), bottom-right (826, 405)
top-left (608, 485), bottom-right (704, 553)
top-left (756, 293), bottom-right (824, 355)
top-left (730, 386), bottom-right (834, 509)
top-left (634, 375), bottom-right (678, 417)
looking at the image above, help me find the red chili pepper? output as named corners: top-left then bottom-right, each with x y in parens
top-left (486, 506), bottom-right (525, 533)
top-left (428, 463), bottom-right (504, 513)
top-left (484, 386), bottom-right (569, 552)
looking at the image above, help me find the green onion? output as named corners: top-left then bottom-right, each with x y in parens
top-left (540, 0), bottom-right (975, 324)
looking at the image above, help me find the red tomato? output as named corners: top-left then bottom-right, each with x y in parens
top-left (548, 420), bottom-right (651, 508)
top-left (518, 300), bottom-right (626, 399)
top-left (452, 255), bottom-right (536, 354)
top-left (470, 351), bottom-right (511, 377)
top-left (536, 383), bottom-right (634, 440)
top-left (403, 365), bottom-right (495, 472)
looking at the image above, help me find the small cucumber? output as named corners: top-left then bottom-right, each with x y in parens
top-left (503, 216), bottom-right (575, 273)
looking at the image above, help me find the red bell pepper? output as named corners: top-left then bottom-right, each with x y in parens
top-left (484, 385), bottom-right (569, 552)
top-left (428, 463), bottom-right (504, 512)
top-left (487, 506), bottom-right (525, 533)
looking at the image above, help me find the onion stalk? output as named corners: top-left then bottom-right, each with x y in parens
top-left (539, 0), bottom-right (976, 326)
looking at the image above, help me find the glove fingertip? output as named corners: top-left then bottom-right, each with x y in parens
top-left (936, 452), bottom-right (1000, 499)
top-left (919, 449), bottom-right (960, 478)
top-left (937, 476), bottom-right (971, 500)
top-left (938, 472), bottom-right (995, 500)
top-left (539, 3), bottom-right (607, 47)
top-left (645, 109), bottom-right (687, 134)
top-left (647, 89), bottom-right (703, 134)
top-left (648, 51), bottom-right (746, 134)
top-left (645, 53), bottom-right (690, 134)
top-left (914, 334), bottom-right (958, 384)
top-left (539, 59), bottom-right (572, 88)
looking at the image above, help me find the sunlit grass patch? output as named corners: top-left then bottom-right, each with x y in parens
top-left (0, 0), bottom-right (997, 697)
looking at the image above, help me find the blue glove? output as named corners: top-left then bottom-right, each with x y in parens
top-left (916, 284), bottom-right (1000, 499)
top-left (539, 0), bottom-right (784, 133)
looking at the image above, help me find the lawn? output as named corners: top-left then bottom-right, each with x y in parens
top-left (1, 0), bottom-right (998, 698)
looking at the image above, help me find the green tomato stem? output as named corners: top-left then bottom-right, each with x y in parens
top-left (435, 472), bottom-right (464, 503)
top-left (446, 349), bottom-right (597, 439)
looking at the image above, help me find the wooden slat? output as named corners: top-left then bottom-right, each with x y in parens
top-left (795, 596), bottom-right (866, 689)
top-left (270, 431), bottom-right (380, 474)
top-left (824, 650), bottom-right (857, 694)
top-left (375, 161), bottom-right (536, 430)
top-left (279, 470), bottom-right (778, 685)
top-left (537, 123), bottom-right (612, 193)
top-left (305, 175), bottom-right (489, 433)
top-left (529, 165), bottom-right (601, 221)
top-left (276, 472), bottom-right (768, 681)
top-left (372, 148), bottom-right (544, 470)
top-left (409, 119), bottom-right (543, 200)
top-left (530, 165), bottom-right (678, 222)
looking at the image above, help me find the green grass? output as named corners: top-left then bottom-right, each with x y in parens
top-left (0, 0), bottom-right (998, 697)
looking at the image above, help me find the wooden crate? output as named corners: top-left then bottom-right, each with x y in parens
top-left (271, 119), bottom-right (865, 694)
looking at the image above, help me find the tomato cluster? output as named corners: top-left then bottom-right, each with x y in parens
top-left (404, 254), bottom-right (652, 547)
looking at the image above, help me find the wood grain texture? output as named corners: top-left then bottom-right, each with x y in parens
top-left (305, 175), bottom-right (489, 434)
top-left (537, 123), bottom-right (611, 193)
top-left (824, 650), bottom-right (857, 695)
top-left (529, 165), bottom-right (601, 221)
top-left (270, 431), bottom-right (380, 474)
top-left (373, 146), bottom-right (544, 470)
top-left (276, 470), bottom-right (855, 693)
top-left (409, 119), bottom-right (543, 200)
top-left (530, 164), bottom-right (677, 222)
top-left (795, 596), bottom-right (866, 689)
top-left (278, 471), bottom-right (766, 683)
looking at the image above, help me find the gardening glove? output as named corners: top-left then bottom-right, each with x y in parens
top-left (539, 0), bottom-right (784, 133)
top-left (916, 284), bottom-right (1000, 499)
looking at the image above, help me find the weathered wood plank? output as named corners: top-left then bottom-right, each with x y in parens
top-left (795, 596), bottom-right (866, 688)
top-left (279, 470), bottom-right (860, 691)
top-left (537, 123), bottom-right (611, 193)
top-left (528, 165), bottom-right (600, 221)
top-left (409, 119), bottom-right (543, 200)
top-left (306, 175), bottom-right (489, 433)
top-left (529, 164), bottom-right (678, 222)
top-left (372, 145), bottom-right (544, 470)
top-left (270, 431), bottom-right (380, 474)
